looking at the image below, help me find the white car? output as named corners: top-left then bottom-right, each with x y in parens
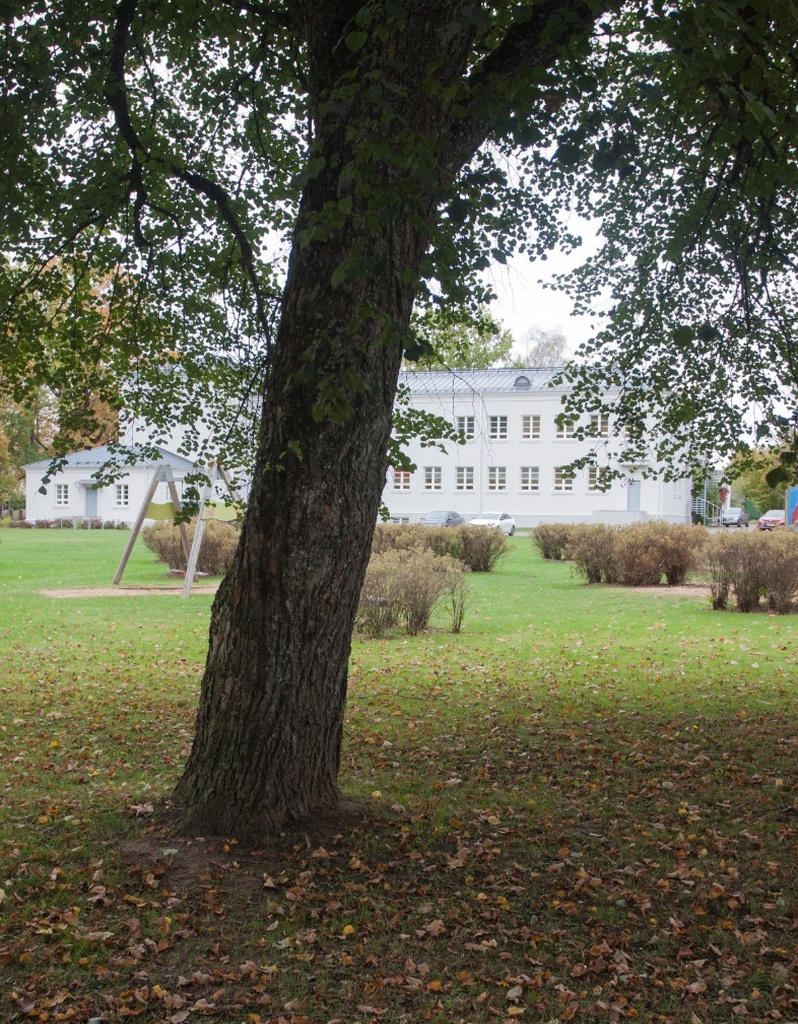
top-left (470, 511), bottom-right (516, 536)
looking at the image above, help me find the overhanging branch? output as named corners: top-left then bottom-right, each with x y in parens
top-left (104, 0), bottom-right (275, 343)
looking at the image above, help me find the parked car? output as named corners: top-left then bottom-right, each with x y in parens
top-left (721, 507), bottom-right (749, 527)
top-left (469, 511), bottom-right (516, 536)
top-left (757, 509), bottom-right (786, 530)
top-left (420, 510), bottom-right (465, 528)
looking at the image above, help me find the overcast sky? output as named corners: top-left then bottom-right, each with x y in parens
top-left (488, 216), bottom-right (602, 358)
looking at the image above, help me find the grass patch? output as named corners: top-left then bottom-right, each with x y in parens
top-left (1, 531), bottom-right (797, 1023)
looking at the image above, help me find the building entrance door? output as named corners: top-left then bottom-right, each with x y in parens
top-left (626, 479), bottom-right (641, 513)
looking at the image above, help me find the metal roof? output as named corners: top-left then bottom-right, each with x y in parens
top-left (399, 367), bottom-right (566, 395)
top-left (24, 444), bottom-right (195, 472)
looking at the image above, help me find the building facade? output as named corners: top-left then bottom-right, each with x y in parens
top-left (383, 368), bottom-right (691, 527)
top-left (24, 445), bottom-right (196, 525)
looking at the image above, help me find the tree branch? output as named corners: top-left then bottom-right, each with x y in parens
top-left (104, 0), bottom-right (275, 343)
top-left (444, 0), bottom-right (608, 173)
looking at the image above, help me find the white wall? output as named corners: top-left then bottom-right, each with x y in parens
top-left (382, 375), bottom-right (691, 526)
top-left (25, 464), bottom-right (190, 525)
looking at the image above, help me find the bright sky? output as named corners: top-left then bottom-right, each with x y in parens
top-left (488, 217), bottom-right (603, 358)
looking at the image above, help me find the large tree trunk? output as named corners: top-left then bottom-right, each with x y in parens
top-left (172, 227), bottom-right (427, 839)
top-left (172, 11), bottom-right (451, 840)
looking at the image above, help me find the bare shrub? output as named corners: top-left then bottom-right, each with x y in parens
top-left (456, 525), bottom-right (509, 572)
top-left (358, 549), bottom-right (470, 636)
top-left (358, 555), bottom-right (402, 636)
top-left (611, 522), bottom-right (665, 586)
top-left (446, 566), bottom-right (470, 634)
top-left (647, 521), bottom-right (708, 586)
top-left (703, 533), bottom-right (735, 609)
top-left (566, 523), bottom-right (619, 584)
top-left (142, 519), bottom-right (239, 576)
top-left (703, 532), bottom-right (765, 612)
top-left (761, 531), bottom-right (798, 613)
top-left (372, 522), bottom-right (461, 561)
top-left (530, 523), bottom-right (576, 561)
top-left (728, 533), bottom-right (766, 612)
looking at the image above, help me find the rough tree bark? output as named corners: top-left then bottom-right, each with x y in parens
top-left (171, 0), bottom-right (601, 841)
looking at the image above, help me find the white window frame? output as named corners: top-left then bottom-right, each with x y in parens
top-left (55, 483), bottom-right (70, 507)
top-left (393, 469), bottom-right (412, 491)
top-left (588, 466), bottom-right (609, 492)
top-left (456, 415), bottom-right (475, 440)
top-left (520, 466), bottom-right (540, 492)
top-left (424, 466), bottom-right (442, 491)
top-left (590, 413), bottom-right (610, 438)
top-left (456, 466), bottom-right (474, 491)
top-left (554, 466), bottom-right (575, 492)
top-left (114, 483), bottom-right (130, 507)
top-left (555, 418), bottom-right (576, 440)
top-left (488, 466), bottom-right (506, 491)
top-left (488, 415), bottom-right (508, 440)
top-left (522, 414), bottom-right (541, 440)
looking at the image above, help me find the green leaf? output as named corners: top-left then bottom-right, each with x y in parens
top-left (344, 30), bottom-right (368, 52)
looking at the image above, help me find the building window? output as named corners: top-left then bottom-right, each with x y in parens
top-left (488, 466), bottom-right (506, 491)
top-left (520, 466), bottom-right (540, 492)
top-left (393, 469), bottom-right (412, 490)
top-left (55, 484), bottom-right (69, 507)
top-left (522, 414), bottom-right (541, 440)
top-left (456, 466), bottom-right (474, 491)
top-left (456, 415), bottom-right (475, 439)
top-left (588, 466), bottom-right (609, 492)
top-left (554, 466), bottom-right (575, 492)
top-left (590, 413), bottom-right (610, 438)
top-left (489, 415), bottom-right (508, 440)
top-left (115, 483), bottom-right (130, 507)
top-left (424, 466), bottom-right (442, 491)
top-left (555, 417), bottom-right (575, 439)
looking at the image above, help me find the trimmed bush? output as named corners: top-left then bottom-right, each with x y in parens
top-left (703, 532), bottom-right (766, 613)
top-left (530, 523), bottom-right (576, 561)
top-left (372, 523), bottom-right (462, 561)
top-left (567, 523), bottom-right (620, 584)
top-left (609, 523), bottom-right (666, 586)
top-left (142, 518), bottom-right (239, 576)
top-left (761, 531), bottom-right (798, 613)
top-left (358, 548), bottom-right (470, 636)
top-left (455, 524), bottom-right (509, 572)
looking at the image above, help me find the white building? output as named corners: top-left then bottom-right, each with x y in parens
top-left (383, 368), bottom-right (691, 527)
top-left (23, 368), bottom-right (691, 528)
top-left (24, 445), bottom-right (195, 525)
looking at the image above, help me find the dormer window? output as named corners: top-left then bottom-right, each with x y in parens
top-left (513, 375), bottom-right (531, 390)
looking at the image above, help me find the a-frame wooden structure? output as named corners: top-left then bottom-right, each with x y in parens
top-left (112, 462), bottom-right (241, 597)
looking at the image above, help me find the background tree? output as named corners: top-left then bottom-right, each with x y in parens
top-left (2, 3), bottom-right (797, 840)
top-left (0, 390), bottom-right (61, 508)
top-left (516, 324), bottom-right (570, 367)
top-left (403, 306), bottom-right (516, 370)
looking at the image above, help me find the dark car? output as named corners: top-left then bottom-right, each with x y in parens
top-left (757, 509), bottom-right (786, 530)
top-left (420, 510), bottom-right (465, 528)
top-left (721, 507), bottom-right (749, 527)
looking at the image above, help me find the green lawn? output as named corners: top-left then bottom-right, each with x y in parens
top-left (1, 528), bottom-right (796, 1023)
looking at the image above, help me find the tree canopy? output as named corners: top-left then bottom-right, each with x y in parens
top-left (3, 4), bottom-right (797, 474)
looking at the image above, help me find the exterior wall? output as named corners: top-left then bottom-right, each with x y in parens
top-left (24, 450), bottom-right (194, 525)
top-left (382, 371), bottom-right (691, 527)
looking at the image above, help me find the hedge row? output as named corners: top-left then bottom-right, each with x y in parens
top-left (1, 517), bottom-right (130, 530)
top-left (372, 522), bottom-right (508, 573)
top-left (705, 531), bottom-right (798, 613)
top-left (532, 521), bottom-right (708, 587)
